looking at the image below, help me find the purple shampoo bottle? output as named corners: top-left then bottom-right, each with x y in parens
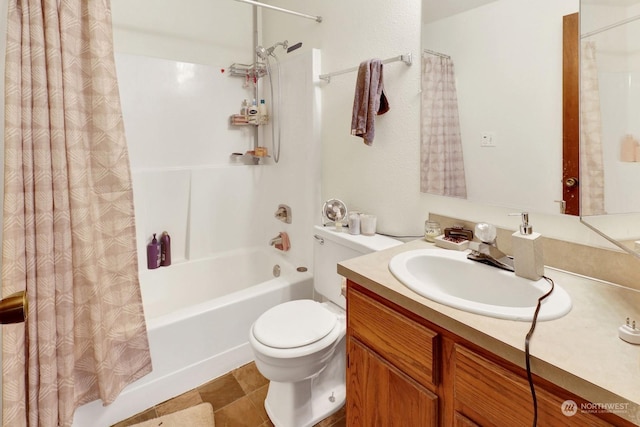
top-left (147, 233), bottom-right (161, 269)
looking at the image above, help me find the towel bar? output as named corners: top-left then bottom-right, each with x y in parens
top-left (319, 53), bottom-right (412, 83)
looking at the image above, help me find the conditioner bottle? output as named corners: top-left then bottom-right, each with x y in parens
top-left (160, 231), bottom-right (171, 267)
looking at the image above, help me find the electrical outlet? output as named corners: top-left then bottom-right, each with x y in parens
top-left (619, 317), bottom-right (640, 344)
top-left (480, 132), bottom-right (496, 147)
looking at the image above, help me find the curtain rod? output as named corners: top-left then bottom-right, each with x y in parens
top-left (234, 0), bottom-right (322, 23)
top-left (581, 13), bottom-right (640, 38)
top-left (423, 48), bottom-right (450, 59)
top-left (318, 53), bottom-right (413, 83)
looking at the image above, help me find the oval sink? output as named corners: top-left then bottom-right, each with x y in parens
top-left (388, 249), bottom-right (572, 321)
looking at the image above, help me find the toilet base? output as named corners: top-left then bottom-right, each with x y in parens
top-left (264, 377), bottom-right (345, 427)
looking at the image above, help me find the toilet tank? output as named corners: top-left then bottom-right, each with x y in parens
top-left (313, 225), bottom-right (402, 310)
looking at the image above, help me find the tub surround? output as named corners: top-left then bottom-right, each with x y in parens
top-left (338, 238), bottom-right (640, 425)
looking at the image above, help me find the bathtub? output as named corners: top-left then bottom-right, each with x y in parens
top-left (73, 247), bottom-right (313, 427)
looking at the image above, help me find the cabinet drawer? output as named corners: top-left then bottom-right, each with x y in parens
top-left (453, 344), bottom-right (612, 426)
top-left (347, 287), bottom-right (439, 388)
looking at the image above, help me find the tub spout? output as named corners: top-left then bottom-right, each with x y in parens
top-left (269, 236), bottom-right (282, 246)
top-left (269, 232), bottom-right (290, 251)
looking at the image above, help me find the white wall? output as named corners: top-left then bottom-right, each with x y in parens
top-left (111, 0), bottom-right (254, 67)
top-left (262, 0), bottom-right (425, 236)
top-left (263, 0), bottom-right (614, 248)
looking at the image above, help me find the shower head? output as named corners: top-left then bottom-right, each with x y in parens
top-left (256, 45), bottom-right (269, 60)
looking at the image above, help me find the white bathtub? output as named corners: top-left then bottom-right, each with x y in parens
top-left (73, 247), bottom-right (313, 427)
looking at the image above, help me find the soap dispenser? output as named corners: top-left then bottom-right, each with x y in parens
top-left (511, 212), bottom-right (544, 280)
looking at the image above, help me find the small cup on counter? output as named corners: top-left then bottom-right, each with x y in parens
top-left (360, 214), bottom-right (377, 236)
top-left (348, 212), bottom-right (361, 235)
top-left (424, 220), bottom-right (441, 242)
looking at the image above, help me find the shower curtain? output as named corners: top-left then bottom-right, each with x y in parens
top-left (420, 53), bottom-right (467, 198)
top-left (580, 41), bottom-right (606, 215)
top-left (3, 1), bottom-right (152, 426)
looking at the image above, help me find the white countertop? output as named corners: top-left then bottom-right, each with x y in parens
top-left (338, 239), bottom-right (640, 425)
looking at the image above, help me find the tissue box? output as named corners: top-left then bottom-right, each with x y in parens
top-left (434, 235), bottom-right (470, 251)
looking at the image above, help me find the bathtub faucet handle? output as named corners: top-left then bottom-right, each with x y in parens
top-left (274, 204), bottom-right (292, 224)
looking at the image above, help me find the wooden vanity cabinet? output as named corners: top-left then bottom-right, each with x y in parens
top-left (346, 282), bottom-right (632, 427)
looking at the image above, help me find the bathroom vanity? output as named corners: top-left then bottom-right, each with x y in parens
top-left (338, 239), bottom-right (640, 426)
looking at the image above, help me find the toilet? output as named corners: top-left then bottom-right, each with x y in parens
top-left (249, 225), bottom-right (402, 427)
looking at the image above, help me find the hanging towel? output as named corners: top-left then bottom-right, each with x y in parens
top-left (351, 59), bottom-right (389, 145)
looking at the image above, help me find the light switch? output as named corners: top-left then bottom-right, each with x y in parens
top-left (480, 132), bottom-right (496, 147)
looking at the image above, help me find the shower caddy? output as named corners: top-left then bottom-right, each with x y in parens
top-left (227, 62), bottom-right (271, 163)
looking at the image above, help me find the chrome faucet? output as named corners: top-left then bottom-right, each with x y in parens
top-left (466, 223), bottom-right (515, 272)
top-left (269, 235), bottom-right (282, 246)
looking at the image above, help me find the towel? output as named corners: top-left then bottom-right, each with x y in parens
top-left (351, 59), bottom-right (389, 145)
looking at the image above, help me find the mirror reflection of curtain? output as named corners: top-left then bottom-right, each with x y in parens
top-left (580, 41), bottom-right (606, 215)
top-left (3, 1), bottom-right (152, 425)
top-left (420, 53), bottom-right (467, 198)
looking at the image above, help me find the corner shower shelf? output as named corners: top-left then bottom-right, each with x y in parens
top-left (230, 114), bottom-right (269, 126)
top-left (231, 151), bottom-right (271, 164)
top-left (228, 62), bottom-right (267, 79)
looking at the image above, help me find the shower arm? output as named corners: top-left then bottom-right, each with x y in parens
top-left (267, 41), bottom-right (288, 56)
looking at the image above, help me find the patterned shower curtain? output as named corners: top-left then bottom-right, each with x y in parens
top-left (580, 41), bottom-right (606, 216)
top-left (420, 53), bottom-right (467, 198)
top-left (2, 1), bottom-right (152, 426)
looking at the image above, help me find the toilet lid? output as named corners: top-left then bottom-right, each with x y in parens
top-left (253, 300), bottom-right (337, 349)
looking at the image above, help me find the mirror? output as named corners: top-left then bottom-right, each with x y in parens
top-left (421, 0), bottom-right (579, 214)
top-left (580, 0), bottom-right (640, 256)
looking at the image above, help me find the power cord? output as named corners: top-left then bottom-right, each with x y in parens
top-left (525, 275), bottom-right (555, 427)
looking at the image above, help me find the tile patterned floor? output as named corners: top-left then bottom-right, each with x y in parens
top-left (111, 362), bottom-right (346, 427)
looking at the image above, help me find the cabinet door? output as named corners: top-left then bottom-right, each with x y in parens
top-left (347, 337), bottom-right (438, 427)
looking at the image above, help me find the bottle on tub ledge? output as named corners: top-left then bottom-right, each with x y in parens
top-left (146, 233), bottom-right (161, 269)
top-left (160, 231), bottom-right (171, 267)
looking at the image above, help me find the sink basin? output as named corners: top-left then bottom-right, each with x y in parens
top-left (388, 249), bottom-right (572, 321)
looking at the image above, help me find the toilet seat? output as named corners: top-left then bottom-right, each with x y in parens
top-left (253, 300), bottom-right (337, 349)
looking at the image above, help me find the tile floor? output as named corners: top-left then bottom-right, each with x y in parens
top-left (111, 362), bottom-right (346, 427)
